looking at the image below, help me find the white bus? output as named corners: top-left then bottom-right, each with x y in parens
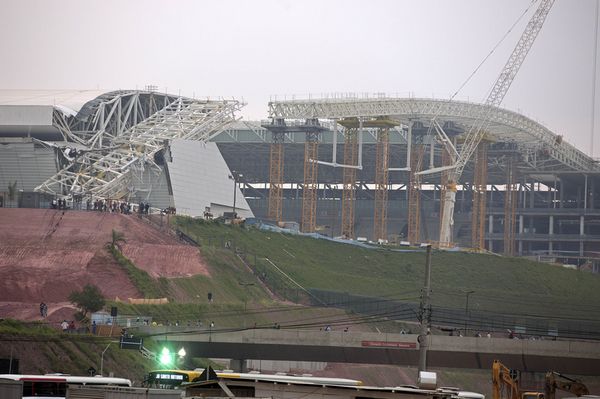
top-left (0, 373), bottom-right (131, 398)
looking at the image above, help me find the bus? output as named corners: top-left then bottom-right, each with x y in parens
top-left (145, 369), bottom-right (202, 389)
top-left (0, 374), bottom-right (132, 398)
top-left (145, 369), bottom-right (362, 390)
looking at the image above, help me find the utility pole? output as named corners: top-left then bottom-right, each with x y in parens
top-left (418, 244), bottom-right (432, 373)
top-left (229, 171), bottom-right (242, 218)
top-left (464, 290), bottom-right (475, 335)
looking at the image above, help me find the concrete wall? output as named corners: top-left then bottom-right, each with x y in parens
top-left (168, 140), bottom-right (253, 218)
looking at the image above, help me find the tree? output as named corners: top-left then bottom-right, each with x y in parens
top-left (68, 284), bottom-right (105, 320)
top-left (106, 229), bottom-right (126, 252)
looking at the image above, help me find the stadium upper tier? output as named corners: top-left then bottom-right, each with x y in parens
top-left (1, 90), bottom-right (598, 185)
top-left (268, 96), bottom-right (600, 173)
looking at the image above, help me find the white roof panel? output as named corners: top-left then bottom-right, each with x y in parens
top-left (0, 89), bottom-right (110, 114)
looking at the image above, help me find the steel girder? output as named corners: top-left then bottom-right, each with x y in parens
top-left (36, 93), bottom-right (242, 199)
top-left (268, 97), bottom-right (597, 173)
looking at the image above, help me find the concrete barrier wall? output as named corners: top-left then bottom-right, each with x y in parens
top-left (142, 327), bottom-right (600, 374)
top-left (143, 327), bottom-right (600, 360)
top-left (429, 336), bottom-right (600, 359)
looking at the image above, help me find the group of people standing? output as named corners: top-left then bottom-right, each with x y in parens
top-left (86, 199), bottom-right (132, 214)
top-left (138, 201), bottom-right (151, 214)
top-left (50, 199), bottom-right (68, 210)
top-left (60, 319), bottom-right (77, 332)
top-left (50, 196), bottom-right (156, 215)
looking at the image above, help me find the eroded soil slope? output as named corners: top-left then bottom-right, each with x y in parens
top-left (0, 208), bottom-right (209, 320)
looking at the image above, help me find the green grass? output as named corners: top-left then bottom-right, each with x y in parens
top-left (173, 217), bottom-right (600, 321)
top-left (0, 321), bottom-right (160, 382)
top-left (108, 245), bottom-right (171, 299)
top-left (0, 319), bottom-right (59, 335)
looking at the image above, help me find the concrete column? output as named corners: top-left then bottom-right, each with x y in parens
top-left (488, 215), bottom-right (494, 252)
top-left (579, 214), bottom-right (587, 256)
top-left (530, 183), bottom-right (535, 208)
top-left (519, 215), bottom-right (524, 234)
top-left (559, 180), bottom-right (564, 208)
top-left (549, 240), bottom-right (553, 255)
top-left (518, 215), bottom-right (524, 255)
top-left (549, 215), bottom-right (554, 235)
top-left (230, 359), bottom-right (248, 373)
top-left (553, 176), bottom-right (558, 209)
top-left (591, 178), bottom-right (596, 209)
top-left (518, 239), bottom-right (523, 255)
top-left (584, 175), bottom-right (588, 210)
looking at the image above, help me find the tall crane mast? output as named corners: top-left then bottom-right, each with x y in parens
top-left (437, 0), bottom-right (556, 246)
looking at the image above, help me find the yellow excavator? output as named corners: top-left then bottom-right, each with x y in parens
top-left (492, 360), bottom-right (590, 399)
top-left (545, 371), bottom-right (590, 399)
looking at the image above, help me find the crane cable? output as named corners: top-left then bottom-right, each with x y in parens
top-left (449, 1), bottom-right (538, 102)
top-left (591, 0), bottom-right (599, 158)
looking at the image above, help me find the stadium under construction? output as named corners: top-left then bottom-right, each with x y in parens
top-left (0, 89), bottom-right (599, 271)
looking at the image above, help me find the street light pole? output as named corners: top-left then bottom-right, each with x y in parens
top-left (232, 174), bottom-right (237, 218)
top-left (100, 342), bottom-right (112, 376)
top-left (464, 290), bottom-right (475, 335)
top-left (418, 244), bottom-right (432, 374)
top-left (239, 282), bottom-right (255, 312)
top-left (229, 171), bottom-right (243, 218)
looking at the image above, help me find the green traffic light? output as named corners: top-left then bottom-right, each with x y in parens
top-left (159, 347), bottom-right (173, 365)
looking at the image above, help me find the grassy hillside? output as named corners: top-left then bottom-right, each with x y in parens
top-left (0, 320), bottom-right (225, 383)
top-left (173, 217), bottom-right (600, 324)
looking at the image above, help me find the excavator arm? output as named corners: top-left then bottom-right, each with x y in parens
top-left (493, 360), bottom-right (520, 399)
top-left (544, 372), bottom-right (590, 399)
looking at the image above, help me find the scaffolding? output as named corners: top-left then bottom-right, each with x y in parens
top-left (408, 145), bottom-right (426, 245)
top-left (471, 143), bottom-right (489, 250)
top-left (301, 131), bottom-right (319, 233)
top-left (341, 129), bottom-right (358, 238)
top-left (504, 157), bottom-right (518, 256)
top-left (268, 131), bottom-right (285, 222)
top-left (373, 128), bottom-right (390, 241)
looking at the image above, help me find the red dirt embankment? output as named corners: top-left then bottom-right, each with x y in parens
top-left (0, 208), bottom-right (209, 321)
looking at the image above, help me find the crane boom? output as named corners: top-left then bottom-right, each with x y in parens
top-left (438, 0), bottom-right (556, 246)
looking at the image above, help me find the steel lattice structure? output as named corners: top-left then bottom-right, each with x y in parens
top-left (373, 128), bottom-right (390, 241)
top-left (341, 129), bottom-right (358, 238)
top-left (35, 91), bottom-right (242, 199)
top-left (268, 97), bottom-right (598, 174)
top-left (471, 143), bottom-right (489, 250)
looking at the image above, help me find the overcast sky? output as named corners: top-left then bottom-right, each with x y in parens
top-left (1, 0), bottom-right (598, 156)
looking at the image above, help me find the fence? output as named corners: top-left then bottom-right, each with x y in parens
top-left (307, 289), bottom-right (600, 340)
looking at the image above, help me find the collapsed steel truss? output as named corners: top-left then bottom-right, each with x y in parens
top-left (35, 91), bottom-right (242, 199)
